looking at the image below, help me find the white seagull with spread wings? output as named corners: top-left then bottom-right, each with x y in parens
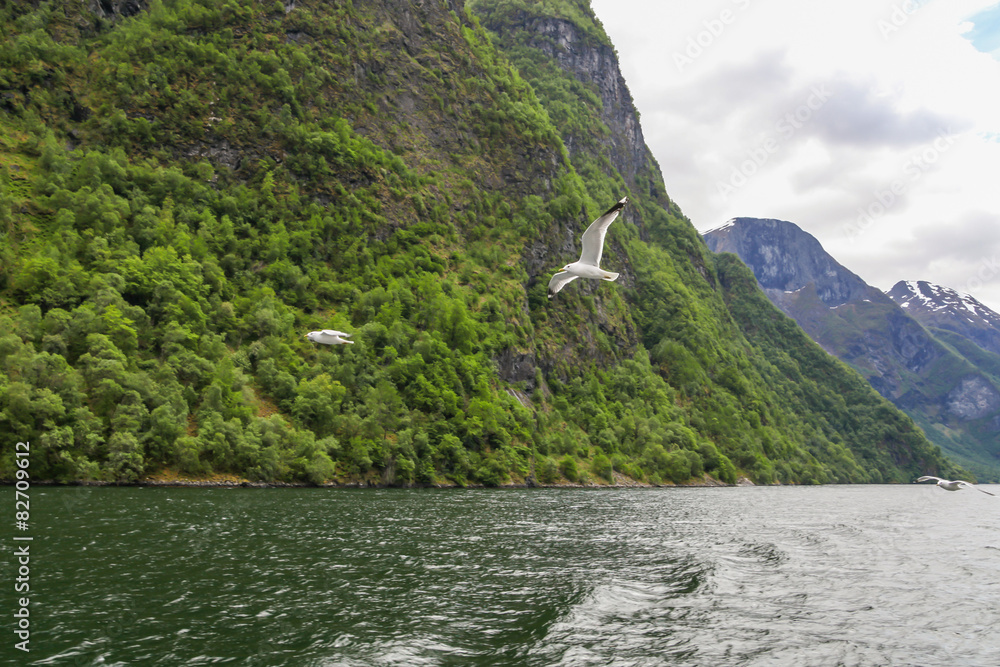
top-left (548, 197), bottom-right (627, 299)
top-left (305, 330), bottom-right (354, 345)
top-left (916, 476), bottom-right (995, 496)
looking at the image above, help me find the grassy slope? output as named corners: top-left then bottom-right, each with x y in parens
top-left (0, 0), bottom-right (961, 485)
top-left (917, 328), bottom-right (1000, 480)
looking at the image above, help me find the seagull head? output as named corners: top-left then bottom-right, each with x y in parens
top-left (305, 331), bottom-right (317, 342)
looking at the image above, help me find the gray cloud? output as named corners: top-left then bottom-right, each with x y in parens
top-left (895, 212), bottom-right (1000, 267)
top-left (664, 63), bottom-right (969, 157)
top-left (836, 211), bottom-right (1000, 301)
top-left (803, 78), bottom-right (967, 148)
top-left (657, 50), bottom-right (794, 124)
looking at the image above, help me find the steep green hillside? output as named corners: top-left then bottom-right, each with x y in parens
top-left (714, 255), bottom-right (952, 479)
top-left (0, 0), bottom-right (960, 486)
top-left (705, 218), bottom-right (998, 481)
top-left (915, 328), bottom-right (1000, 480)
top-left (771, 291), bottom-right (1000, 482)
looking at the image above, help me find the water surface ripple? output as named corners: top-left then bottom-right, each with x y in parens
top-left (14, 485), bottom-right (1000, 666)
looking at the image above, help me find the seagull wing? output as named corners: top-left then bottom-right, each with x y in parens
top-left (548, 271), bottom-right (579, 299)
top-left (322, 330), bottom-right (351, 337)
top-left (916, 476), bottom-right (943, 483)
top-left (956, 481), bottom-right (996, 496)
top-left (578, 197), bottom-right (627, 267)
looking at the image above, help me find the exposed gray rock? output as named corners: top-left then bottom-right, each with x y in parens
top-left (946, 376), bottom-right (1000, 421)
top-left (886, 308), bottom-right (940, 374)
top-left (186, 139), bottom-right (250, 172)
top-left (705, 217), bottom-right (944, 388)
top-left (495, 348), bottom-right (538, 390)
top-left (525, 18), bottom-right (648, 186)
top-left (88, 0), bottom-right (146, 20)
top-left (705, 218), bottom-right (878, 307)
top-left (474, 9), bottom-right (668, 225)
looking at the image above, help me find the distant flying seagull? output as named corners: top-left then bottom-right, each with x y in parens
top-left (916, 476), bottom-right (995, 496)
top-left (306, 330), bottom-right (354, 345)
top-left (548, 197), bottom-right (627, 299)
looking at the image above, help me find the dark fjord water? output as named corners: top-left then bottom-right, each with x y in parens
top-left (8, 485), bottom-right (1000, 666)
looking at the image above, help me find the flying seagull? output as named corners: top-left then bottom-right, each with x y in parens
top-left (548, 196), bottom-right (628, 299)
top-left (306, 330), bottom-right (354, 345)
top-left (916, 476), bottom-right (995, 496)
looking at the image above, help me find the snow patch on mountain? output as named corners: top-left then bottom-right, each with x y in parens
top-left (889, 280), bottom-right (1000, 328)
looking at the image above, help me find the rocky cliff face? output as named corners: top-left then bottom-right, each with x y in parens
top-left (704, 218), bottom-right (1000, 477)
top-left (470, 0), bottom-right (673, 375)
top-left (88, 0), bottom-right (146, 21)
top-left (522, 17), bottom-right (648, 186)
top-left (470, 2), bottom-right (672, 211)
top-left (947, 376), bottom-right (1000, 421)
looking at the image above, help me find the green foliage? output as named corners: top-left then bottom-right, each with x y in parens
top-left (536, 455), bottom-right (559, 484)
top-left (558, 455), bottom-right (579, 483)
top-left (590, 452), bottom-right (613, 482)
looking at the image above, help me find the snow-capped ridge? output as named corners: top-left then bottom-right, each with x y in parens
top-left (703, 218), bottom-right (738, 235)
top-left (886, 280), bottom-right (1000, 357)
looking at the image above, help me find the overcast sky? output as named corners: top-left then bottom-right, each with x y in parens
top-left (591, 0), bottom-right (1000, 310)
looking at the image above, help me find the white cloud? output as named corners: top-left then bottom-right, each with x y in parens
top-left (591, 0), bottom-right (1000, 310)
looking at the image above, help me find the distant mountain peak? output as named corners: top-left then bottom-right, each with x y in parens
top-left (703, 217), bottom-right (880, 308)
top-left (889, 280), bottom-right (999, 322)
top-left (887, 280), bottom-right (1000, 356)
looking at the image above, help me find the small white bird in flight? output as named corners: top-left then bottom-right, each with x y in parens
top-left (548, 197), bottom-right (627, 299)
top-left (305, 330), bottom-right (354, 345)
top-left (916, 476), bottom-right (995, 496)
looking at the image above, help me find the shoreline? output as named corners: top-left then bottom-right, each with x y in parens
top-left (3, 473), bottom-right (751, 490)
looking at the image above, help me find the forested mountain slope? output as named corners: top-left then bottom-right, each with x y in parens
top-left (0, 0), bottom-right (959, 486)
top-left (706, 218), bottom-right (999, 481)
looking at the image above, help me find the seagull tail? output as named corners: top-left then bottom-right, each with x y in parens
top-left (602, 272), bottom-right (619, 282)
